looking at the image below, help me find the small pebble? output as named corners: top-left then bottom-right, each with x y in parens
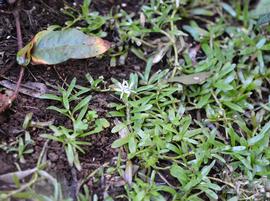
top-left (48, 152), bottom-right (59, 162)
top-left (133, 65), bottom-right (141, 71)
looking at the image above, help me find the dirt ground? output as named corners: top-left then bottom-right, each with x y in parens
top-left (0, 0), bottom-right (145, 199)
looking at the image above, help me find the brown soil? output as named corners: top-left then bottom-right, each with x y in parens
top-left (0, 0), bottom-right (144, 200)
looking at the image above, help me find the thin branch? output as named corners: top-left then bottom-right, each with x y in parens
top-left (0, 1), bottom-right (25, 112)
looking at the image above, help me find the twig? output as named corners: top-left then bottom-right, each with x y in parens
top-left (157, 171), bottom-right (177, 189)
top-left (78, 162), bottom-right (110, 190)
top-left (0, 0), bottom-right (25, 112)
top-left (12, 7), bottom-right (24, 97)
top-left (208, 176), bottom-right (235, 189)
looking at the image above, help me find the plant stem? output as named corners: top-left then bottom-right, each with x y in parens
top-left (0, 2), bottom-right (25, 113)
top-left (12, 7), bottom-right (25, 99)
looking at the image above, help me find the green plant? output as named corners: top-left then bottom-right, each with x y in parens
top-left (41, 78), bottom-right (109, 170)
top-left (63, 0), bottom-right (108, 37)
top-left (110, 43), bottom-right (270, 200)
top-left (0, 132), bottom-right (34, 164)
top-left (0, 141), bottom-right (73, 201)
top-left (110, 67), bottom-right (223, 200)
top-left (125, 171), bottom-right (176, 201)
top-left (62, 0), bottom-right (188, 67)
top-left (108, 1), bottom-right (188, 67)
top-left (77, 185), bottom-right (98, 201)
top-left (0, 168), bottom-right (73, 201)
top-left (2, 0), bottom-right (270, 200)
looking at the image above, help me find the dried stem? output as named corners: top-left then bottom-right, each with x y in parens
top-left (12, 4), bottom-right (25, 98)
top-left (0, 1), bottom-right (25, 112)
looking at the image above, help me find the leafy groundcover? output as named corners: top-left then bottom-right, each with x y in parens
top-left (0, 0), bottom-right (270, 201)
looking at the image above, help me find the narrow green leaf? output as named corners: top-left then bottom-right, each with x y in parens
top-left (204, 189), bottom-right (218, 200)
top-left (221, 3), bottom-right (236, 17)
top-left (214, 80), bottom-right (234, 91)
top-left (143, 57), bottom-right (153, 82)
top-left (67, 78), bottom-right (76, 97)
top-left (248, 121), bottom-right (270, 146)
top-left (258, 12), bottom-right (270, 26)
top-left (228, 196), bottom-right (238, 201)
top-left (111, 135), bottom-right (129, 148)
top-left (196, 93), bottom-right (211, 108)
top-left (40, 94), bottom-right (62, 101)
top-left (111, 123), bottom-right (128, 133)
top-left (130, 47), bottom-right (146, 61)
top-left (201, 160), bottom-right (216, 177)
top-left (170, 163), bottom-right (189, 186)
top-left (77, 104), bottom-right (88, 122)
top-left (40, 134), bottom-right (63, 142)
top-left (223, 102), bottom-right (244, 113)
top-left (82, 0), bottom-right (91, 17)
top-left (66, 144), bottom-right (75, 166)
top-left (63, 95), bottom-right (70, 110)
top-left (256, 38), bottom-right (267, 49)
top-left (128, 135), bottom-right (137, 154)
top-left (73, 95), bottom-right (91, 114)
top-left (248, 134), bottom-right (264, 146)
top-left (47, 106), bottom-right (69, 116)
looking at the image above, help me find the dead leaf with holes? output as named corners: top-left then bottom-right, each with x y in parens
top-left (169, 72), bottom-right (212, 85)
top-left (17, 28), bottom-right (111, 66)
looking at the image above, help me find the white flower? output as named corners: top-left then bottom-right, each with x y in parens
top-left (113, 80), bottom-right (135, 99)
